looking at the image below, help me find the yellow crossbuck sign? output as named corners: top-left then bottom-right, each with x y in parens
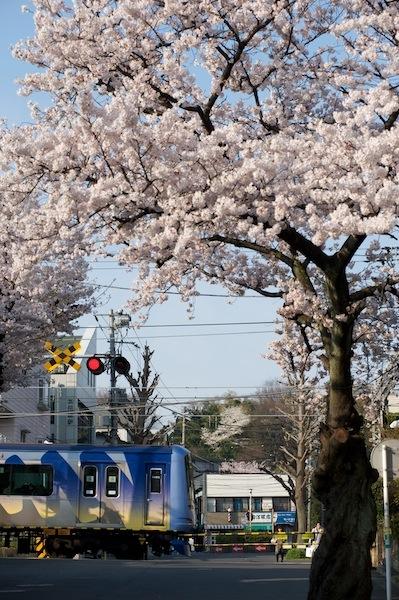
top-left (44, 341), bottom-right (81, 372)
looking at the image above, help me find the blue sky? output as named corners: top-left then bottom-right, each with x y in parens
top-left (0, 1), bottom-right (281, 418)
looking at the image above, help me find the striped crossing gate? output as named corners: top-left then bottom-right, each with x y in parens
top-left (35, 536), bottom-right (49, 559)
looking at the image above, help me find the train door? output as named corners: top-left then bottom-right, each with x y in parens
top-left (78, 463), bottom-right (122, 526)
top-left (145, 464), bottom-right (165, 526)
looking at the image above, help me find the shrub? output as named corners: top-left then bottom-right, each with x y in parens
top-left (285, 547), bottom-right (306, 559)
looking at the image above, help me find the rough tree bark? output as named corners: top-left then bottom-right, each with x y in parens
top-left (308, 315), bottom-right (379, 599)
top-left (309, 426), bottom-right (378, 599)
top-left (295, 460), bottom-right (307, 536)
top-left (295, 396), bottom-right (308, 535)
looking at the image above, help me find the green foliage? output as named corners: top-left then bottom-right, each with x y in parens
top-left (166, 387), bottom-right (286, 464)
top-left (214, 532), bottom-right (272, 544)
top-left (166, 395), bottom-right (245, 461)
top-left (285, 547), bottom-right (306, 559)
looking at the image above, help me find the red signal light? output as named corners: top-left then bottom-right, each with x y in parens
top-left (86, 356), bottom-right (105, 375)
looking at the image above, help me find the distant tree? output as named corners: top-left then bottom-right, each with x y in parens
top-left (234, 383), bottom-right (286, 464)
top-left (167, 394), bottom-right (247, 461)
top-left (266, 322), bottom-right (323, 532)
top-left (209, 388), bottom-right (319, 533)
top-left (201, 404), bottom-right (250, 448)
top-left (202, 322), bottom-right (321, 533)
top-left (117, 345), bottom-right (163, 444)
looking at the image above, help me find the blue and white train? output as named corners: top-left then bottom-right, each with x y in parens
top-left (0, 444), bottom-right (196, 558)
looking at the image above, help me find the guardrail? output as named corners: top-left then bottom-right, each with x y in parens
top-left (178, 531), bottom-right (317, 554)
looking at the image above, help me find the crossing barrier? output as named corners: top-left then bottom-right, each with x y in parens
top-left (35, 536), bottom-right (49, 559)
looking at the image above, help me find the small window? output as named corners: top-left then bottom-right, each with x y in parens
top-left (233, 498), bottom-right (249, 512)
top-left (253, 497), bottom-right (262, 512)
top-left (50, 396), bottom-right (55, 425)
top-left (38, 379), bottom-right (46, 405)
top-left (20, 429), bottom-right (30, 443)
top-left (0, 464), bottom-right (53, 496)
top-left (273, 497), bottom-right (291, 512)
top-left (216, 497), bottom-right (234, 512)
top-left (207, 498), bottom-right (216, 513)
top-left (105, 466), bottom-right (119, 497)
top-left (83, 466), bottom-right (97, 497)
top-left (150, 468), bottom-right (162, 493)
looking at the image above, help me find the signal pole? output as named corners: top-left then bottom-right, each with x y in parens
top-left (181, 407), bottom-right (186, 446)
top-left (109, 310), bottom-right (118, 444)
top-left (249, 488), bottom-right (253, 533)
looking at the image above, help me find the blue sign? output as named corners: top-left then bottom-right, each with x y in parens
top-left (275, 511), bottom-right (296, 525)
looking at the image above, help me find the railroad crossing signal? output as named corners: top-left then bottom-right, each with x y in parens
top-left (86, 356), bottom-right (105, 375)
top-left (43, 341), bottom-right (81, 372)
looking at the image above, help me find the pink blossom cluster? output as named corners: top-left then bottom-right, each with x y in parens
top-left (2, 1), bottom-right (399, 401)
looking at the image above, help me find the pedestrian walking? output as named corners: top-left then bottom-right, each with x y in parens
top-left (272, 530), bottom-right (285, 563)
top-left (311, 522), bottom-right (323, 545)
top-left (274, 538), bottom-right (284, 562)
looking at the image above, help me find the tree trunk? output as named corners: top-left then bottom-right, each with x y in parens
top-left (308, 427), bottom-right (377, 599)
top-left (295, 467), bottom-right (307, 535)
top-left (308, 319), bottom-right (378, 599)
top-left (296, 396), bottom-right (307, 534)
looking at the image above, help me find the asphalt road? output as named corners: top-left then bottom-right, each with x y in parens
top-left (0, 554), bottom-right (394, 600)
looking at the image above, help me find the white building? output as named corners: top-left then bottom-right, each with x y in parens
top-left (48, 328), bottom-right (97, 444)
top-left (0, 377), bottom-right (50, 444)
top-left (198, 473), bottom-right (295, 532)
top-left (0, 328), bottom-right (97, 445)
top-left (388, 393), bottom-right (399, 414)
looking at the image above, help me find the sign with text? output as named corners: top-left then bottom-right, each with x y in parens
top-left (252, 512), bottom-right (272, 523)
top-left (275, 511), bottom-right (296, 525)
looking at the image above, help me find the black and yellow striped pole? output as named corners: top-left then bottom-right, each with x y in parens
top-left (35, 536), bottom-right (48, 559)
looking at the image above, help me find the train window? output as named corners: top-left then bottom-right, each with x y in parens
top-left (150, 468), bottom-right (162, 494)
top-left (0, 464), bottom-right (53, 496)
top-left (105, 466), bottom-right (119, 497)
top-left (83, 466), bottom-right (97, 497)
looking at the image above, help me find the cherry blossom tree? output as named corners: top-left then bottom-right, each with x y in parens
top-left (201, 404), bottom-right (251, 448)
top-left (0, 136), bottom-right (92, 389)
top-left (4, 1), bottom-right (399, 597)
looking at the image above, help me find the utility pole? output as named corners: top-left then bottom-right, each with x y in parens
top-left (249, 488), bottom-right (253, 533)
top-left (382, 445), bottom-right (392, 600)
top-left (109, 310), bottom-right (118, 444)
top-left (181, 408), bottom-right (186, 446)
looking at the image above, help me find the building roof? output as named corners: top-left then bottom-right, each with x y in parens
top-left (205, 473), bottom-right (290, 497)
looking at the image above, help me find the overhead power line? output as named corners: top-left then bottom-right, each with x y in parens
top-left (120, 330), bottom-right (275, 339)
top-left (75, 320), bottom-right (281, 328)
top-left (0, 407), bottom-right (321, 421)
top-left (89, 283), bottom-right (266, 297)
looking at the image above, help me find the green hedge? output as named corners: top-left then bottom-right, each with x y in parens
top-left (285, 548), bottom-right (306, 559)
top-left (214, 533), bottom-right (272, 544)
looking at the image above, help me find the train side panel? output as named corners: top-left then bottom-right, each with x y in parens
top-left (0, 448), bottom-right (79, 528)
top-left (170, 446), bottom-right (196, 532)
top-left (0, 444), bottom-right (195, 534)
